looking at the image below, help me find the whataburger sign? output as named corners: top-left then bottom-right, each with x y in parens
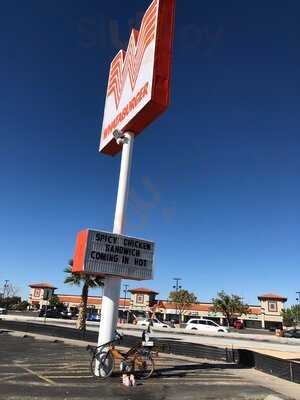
top-left (99, 0), bottom-right (175, 156)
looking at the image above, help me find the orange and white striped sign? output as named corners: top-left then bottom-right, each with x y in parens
top-left (100, 0), bottom-right (175, 155)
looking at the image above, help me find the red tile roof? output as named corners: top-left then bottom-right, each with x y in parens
top-left (153, 301), bottom-right (213, 312)
top-left (58, 295), bottom-right (101, 305)
top-left (57, 294), bottom-right (131, 307)
top-left (248, 307), bottom-right (261, 315)
top-left (29, 282), bottom-right (57, 289)
top-left (189, 303), bottom-right (213, 312)
top-left (153, 301), bottom-right (262, 315)
top-left (258, 293), bottom-right (287, 301)
top-left (129, 288), bottom-right (158, 295)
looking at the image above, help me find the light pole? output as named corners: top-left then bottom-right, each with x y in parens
top-left (123, 284), bottom-right (129, 323)
top-left (3, 280), bottom-right (9, 310)
top-left (3, 280), bottom-right (9, 297)
top-left (296, 292), bottom-right (300, 326)
top-left (43, 291), bottom-right (50, 324)
top-left (261, 307), bottom-right (266, 329)
top-left (172, 278), bottom-right (182, 323)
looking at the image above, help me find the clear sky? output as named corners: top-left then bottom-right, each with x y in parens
top-left (1, 1), bottom-right (300, 305)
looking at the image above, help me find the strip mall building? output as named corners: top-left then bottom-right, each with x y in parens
top-left (28, 283), bottom-right (287, 329)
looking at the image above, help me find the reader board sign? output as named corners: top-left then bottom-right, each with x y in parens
top-left (99, 0), bottom-right (175, 156)
top-left (72, 229), bottom-right (154, 280)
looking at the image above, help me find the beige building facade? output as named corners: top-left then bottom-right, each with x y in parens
top-left (28, 283), bottom-right (57, 309)
top-left (258, 293), bottom-right (287, 329)
top-left (28, 283), bottom-right (287, 329)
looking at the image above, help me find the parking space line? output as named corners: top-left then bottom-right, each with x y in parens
top-left (0, 373), bottom-right (30, 383)
top-left (0, 372), bottom-right (19, 376)
top-left (44, 375), bottom-right (93, 379)
top-left (38, 368), bottom-right (90, 373)
top-left (34, 365), bottom-right (90, 371)
top-left (17, 365), bottom-right (55, 385)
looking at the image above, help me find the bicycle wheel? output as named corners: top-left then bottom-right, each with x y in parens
top-left (91, 350), bottom-right (115, 378)
top-left (133, 353), bottom-right (154, 379)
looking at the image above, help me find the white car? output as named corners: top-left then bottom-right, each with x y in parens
top-left (136, 318), bottom-right (169, 329)
top-left (185, 318), bottom-right (228, 333)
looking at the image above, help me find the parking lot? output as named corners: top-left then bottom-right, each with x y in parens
top-left (0, 331), bottom-right (294, 400)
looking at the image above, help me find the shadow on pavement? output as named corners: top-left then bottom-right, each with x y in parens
top-left (155, 362), bottom-right (238, 376)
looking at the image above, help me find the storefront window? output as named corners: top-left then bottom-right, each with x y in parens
top-left (268, 301), bottom-right (277, 312)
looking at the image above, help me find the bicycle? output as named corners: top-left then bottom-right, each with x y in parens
top-left (88, 331), bottom-right (155, 379)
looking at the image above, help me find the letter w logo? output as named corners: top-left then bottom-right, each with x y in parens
top-left (107, 0), bottom-right (158, 109)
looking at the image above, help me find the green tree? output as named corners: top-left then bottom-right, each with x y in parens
top-left (64, 259), bottom-right (103, 332)
top-left (169, 289), bottom-right (197, 322)
top-left (48, 295), bottom-right (64, 310)
top-left (0, 296), bottom-right (21, 309)
top-left (281, 305), bottom-right (300, 327)
top-left (212, 291), bottom-right (249, 326)
top-left (13, 300), bottom-right (29, 311)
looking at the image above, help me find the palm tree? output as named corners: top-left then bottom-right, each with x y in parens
top-left (64, 259), bottom-right (103, 332)
top-left (212, 291), bottom-right (249, 327)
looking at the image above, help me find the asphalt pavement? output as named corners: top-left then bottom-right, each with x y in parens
top-left (0, 331), bottom-right (297, 400)
top-left (4, 314), bottom-right (300, 356)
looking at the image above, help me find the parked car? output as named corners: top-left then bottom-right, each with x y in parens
top-left (284, 329), bottom-right (300, 338)
top-left (0, 307), bottom-right (7, 315)
top-left (268, 325), bottom-right (277, 332)
top-left (38, 309), bottom-right (61, 318)
top-left (136, 318), bottom-right (169, 329)
top-left (60, 310), bottom-right (73, 319)
top-left (233, 320), bottom-right (244, 329)
top-left (185, 318), bottom-right (229, 333)
top-left (87, 313), bottom-right (101, 322)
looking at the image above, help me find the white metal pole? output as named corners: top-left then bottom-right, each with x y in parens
top-left (97, 131), bottom-right (134, 349)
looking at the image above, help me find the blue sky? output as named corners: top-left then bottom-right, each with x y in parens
top-left (1, 1), bottom-right (299, 305)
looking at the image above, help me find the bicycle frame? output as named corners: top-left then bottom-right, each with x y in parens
top-left (93, 335), bottom-right (153, 363)
top-left (89, 332), bottom-right (155, 379)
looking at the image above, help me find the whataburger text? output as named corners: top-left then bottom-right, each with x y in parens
top-left (102, 82), bottom-right (149, 141)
